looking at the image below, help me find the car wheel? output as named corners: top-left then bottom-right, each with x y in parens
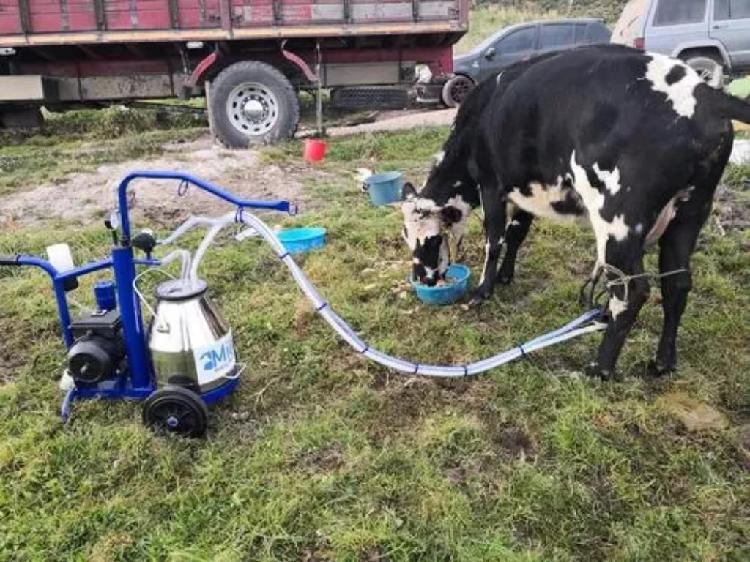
top-left (685, 56), bottom-right (725, 89)
top-left (209, 61), bottom-right (300, 148)
top-left (441, 75), bottom-right (475, 108)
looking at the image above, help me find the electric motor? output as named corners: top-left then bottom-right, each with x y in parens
top-left (66, 310), bottom-right (125, 384)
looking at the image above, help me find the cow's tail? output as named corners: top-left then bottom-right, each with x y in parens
top-left (703, 86), bottom-right (750, 123)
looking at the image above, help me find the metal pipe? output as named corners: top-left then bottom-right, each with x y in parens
top-left (116, 171), bottom-right (293, 240)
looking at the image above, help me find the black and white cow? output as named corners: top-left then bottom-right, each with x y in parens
top-left (401, 45), bottom-right (750, 380)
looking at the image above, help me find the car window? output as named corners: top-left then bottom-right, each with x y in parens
top-left (497, 26), bottom-right (536, 53)
top-left (540, 24), bottom-right (575, 49)
top-left (574, 23), bottom-right (587, 43)
top-left (584, 23), bottom-right (611, 43)
top-left (653, 0), bottom-right (707, 26)
top-left (714, 0), bottom-right (750, 20)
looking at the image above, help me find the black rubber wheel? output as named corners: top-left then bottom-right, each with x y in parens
top-left (142, 386), bottom-right (209, 438)
top-left (208, 61), bottom-right (300, 148)
top-left (441, 75), bottom-right (475, 108)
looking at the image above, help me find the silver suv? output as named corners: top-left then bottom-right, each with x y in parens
top-left (613, 0), bottom-right (750, 86)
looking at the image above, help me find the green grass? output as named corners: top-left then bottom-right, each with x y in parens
top-left (1, 127), bottom-right (748, 561)
top-left (0, 106), bottom-right (207, 197)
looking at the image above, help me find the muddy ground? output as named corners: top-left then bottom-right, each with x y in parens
top-left (0, 136), bottom-right (336, 229)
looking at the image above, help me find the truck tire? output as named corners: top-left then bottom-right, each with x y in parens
top-left (209, 61), bottom-right (299, 148)
top-left (684, 55), bottom-right (725, 89)
top-left (441, 75), bottom-right (475, 108)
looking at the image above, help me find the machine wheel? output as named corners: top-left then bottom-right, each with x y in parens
top-left (684, 55), bottom-right (725, 89)
top-left (142, 386), bottom-right (209, 438)
top-left (441, 75), bottom-right (475, 108)
top-left (208, 61), bottom-right (299, 148)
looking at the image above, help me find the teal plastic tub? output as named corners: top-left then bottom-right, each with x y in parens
top-left (277, 227), bottom-right (327, 254)
top-left (411, 264), bottom-right (471, 306)
top-left (363, 171), bottom-right (403, 206)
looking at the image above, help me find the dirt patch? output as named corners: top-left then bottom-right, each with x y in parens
top-left (0, 134), bottom-right (331, 228)
top-left (656, 392), bottom-right (730, 433)
top-left (730, 139), bottom-right (750, 165)
top-left (327, 108), bottom-right (456, 137)
top-left (297, 444), bottom-right (345, 472)
top-left (715, 184), bottom-right (750, 233)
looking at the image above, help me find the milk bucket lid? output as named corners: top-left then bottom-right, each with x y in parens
top-left (155, 279), bottom-right (208, 302)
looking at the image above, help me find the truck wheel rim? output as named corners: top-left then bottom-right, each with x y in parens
top-left (449, 76), bottom-right (473, 104)
top-left (226, 82), bottom-right (279, 137)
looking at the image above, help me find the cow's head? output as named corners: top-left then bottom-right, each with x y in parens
top-left (400, 182), bottom-right (469, 286)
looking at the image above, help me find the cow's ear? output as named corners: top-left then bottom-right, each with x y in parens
top-left (440, 205), bottom-right (463, 225)
top-left (402, 182), bottom-right (417, 200)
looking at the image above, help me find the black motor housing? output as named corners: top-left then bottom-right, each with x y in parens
top-left (67, 310), bottom-right (125, 384)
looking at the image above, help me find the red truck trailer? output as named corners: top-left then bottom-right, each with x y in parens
top-left (0, 0), bottom-right (468, 146)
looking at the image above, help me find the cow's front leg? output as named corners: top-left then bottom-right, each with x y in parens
top-left (497, 210), bottom-right (533, 285)
top-left (468, 186), bottom-right (506, 306)
top-left (586, 245), bottom-right (650, 380)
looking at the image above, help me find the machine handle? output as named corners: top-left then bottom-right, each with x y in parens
top-left (0, 255), bottom-right (20, 266)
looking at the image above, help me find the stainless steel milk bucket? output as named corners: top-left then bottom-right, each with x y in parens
top-left (148, 279), bottom-right (237, 392)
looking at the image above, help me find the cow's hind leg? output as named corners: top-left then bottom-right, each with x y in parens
top-left (586, 242), bottom-right (650, 380)
top-left (651, 190), bottom-right (717, 376)
top-left (496, 210), bottom-right (533, 285)
top-left (469, 184), bottom-right (507, 305)
top-left (649, 225), bottom-right (698, 376)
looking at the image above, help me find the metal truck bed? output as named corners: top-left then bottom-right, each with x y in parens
top-left (0, 1), bottom-right (468, 46)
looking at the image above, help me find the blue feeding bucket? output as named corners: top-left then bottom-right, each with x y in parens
top-left (363, 171), bottom-right (403, 206)
top-left (277, 227), bottom-right (327, 255)
top-left (411, 264), bottom-right (471, 306)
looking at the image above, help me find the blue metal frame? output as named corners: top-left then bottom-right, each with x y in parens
top-left (3, 170), bottom-right (293, 423)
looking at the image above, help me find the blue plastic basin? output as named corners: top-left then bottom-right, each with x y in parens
top-left (411, 264), bottom-right (471, 306)
top-left (363, 171), bottom-right (403, 206)
top-left (277, 227), bottom-right (327, 254)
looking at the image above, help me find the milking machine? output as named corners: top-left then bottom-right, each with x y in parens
top-left (1, 170), bottom-right (605, 438)
top-left (0, 171), bottom-right (294, 437)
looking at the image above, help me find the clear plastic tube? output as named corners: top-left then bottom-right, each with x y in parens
top-left (236, 211), bottom-right (605, 378)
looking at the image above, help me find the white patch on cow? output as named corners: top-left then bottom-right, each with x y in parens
top-left (478, 240), bottom-right (491, 285)
top-left (570, 152), bottom-right (633, 265)
top-left (496, 72), bottom-right (504, 85)
top-left (609, 295), bottom-right (628, 320)
top-left (645, 54), bottom-right (701, 119)
top-left (609, 214), bottom-right (630, 241)
top-left (438, 237), bottom-right (450, 275)
top-left (508, 179), bottom-right (580, 222)
top-left (401, 197), bottom-right (441, 251)
top-left (453, 180), bottom-right (463, 188)
top-left (509, 220), bottom-right (521, 227)
top-left (593, 163), bottom-right (622, 196)
top-left (635, 223), bottom-right (644, 235)
top-left (445, 194), bottom-right (473, 248)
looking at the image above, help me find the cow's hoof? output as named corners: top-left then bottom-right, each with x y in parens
top-left (584, 362), bottom-right (614, 381)
top-left (496, 273), bottom-right (514, 285)
top-left (467, 287), bottom-right (490, 307)
top-left (646, 359), bottom-right (674, 378)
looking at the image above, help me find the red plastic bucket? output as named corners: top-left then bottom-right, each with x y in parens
top-left (303, 139), bottom-right (327, 163)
